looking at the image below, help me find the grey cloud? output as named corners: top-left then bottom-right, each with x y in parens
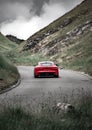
top-left (50, 0), bottom-right (83, 9)
top-left (0, 2), bottom-right (31, 23)
top-left (0, 0), bottom-right (50, 23)
top-left (0, 0), bottom-right (83, 39)
top-left (0, 0), bottom-right (83, 23)
top-left (33, 0), bottom-right (49, 15)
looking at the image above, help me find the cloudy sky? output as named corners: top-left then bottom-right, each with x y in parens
top-left (0, 0), bottom-right (83, 40)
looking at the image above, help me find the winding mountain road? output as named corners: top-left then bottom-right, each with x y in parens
top-left (0, 66), bottom-right (92, 108)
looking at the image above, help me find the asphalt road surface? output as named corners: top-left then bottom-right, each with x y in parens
top-left (0, 66), bottom-right (92, 109)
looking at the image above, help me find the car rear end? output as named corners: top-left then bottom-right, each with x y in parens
top-left (34, 62), bottom-right (59, 78)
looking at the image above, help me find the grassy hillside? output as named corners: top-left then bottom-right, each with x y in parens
top-left (0, 54), bottom-right (19, 91)
top-left (60, 31), bottom-right (92, 75)
top-left (20, 0), bottom-right (92, 75)
top-left (0, 32), bottom-right (17, 52)
top-left (0, 33), bottom-right (19, 91)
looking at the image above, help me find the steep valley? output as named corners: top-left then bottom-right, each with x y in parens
top-left (20, 0), bottom-right (92, 75)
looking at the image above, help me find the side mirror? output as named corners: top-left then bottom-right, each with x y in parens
top-left (55, 64), bottom-right (59, 66)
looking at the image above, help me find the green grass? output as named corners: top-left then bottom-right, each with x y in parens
top-left (0, 33), bottom-right (17, 52)
top-left (0, 88), bottom-right (92, 130)
top-left (0, 33), bottom-right (20, 90)
top-left (61, 31), bottom-right (92, 75)
top-left (0, 54), bottom-right (19, 90)
top-left (3, 50), bottom-right (50, 66)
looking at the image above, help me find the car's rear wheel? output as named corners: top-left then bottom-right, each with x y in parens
top-left (34, 75), bottom-right (38, 78)
top-left (54, 74), bottom-right (59, 78)
top-left (34, 73), bottom-right (38, 78)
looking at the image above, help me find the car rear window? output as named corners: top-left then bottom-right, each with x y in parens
top-left (40, 62), bottom-right (53, 66)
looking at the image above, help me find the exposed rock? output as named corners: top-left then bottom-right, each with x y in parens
top-left (74, 52), bottom-right (82, 57)
top-left (67, 20), bottom-right (92, 37)
top-left (23, 19), bottom-right (92, 58)
top-left (61, 18), bottom-right (73, 27)
top-left (23, 17), bottom-right (73, 51)
top-left (66, 56), bottom-right (73, 60)
top-left (54, 102), bottom-right (75, 114)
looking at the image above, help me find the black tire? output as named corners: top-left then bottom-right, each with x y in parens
top-left (54, 74), bottom-right (59, 78)
top-left (34, 73), bottom-right (38, 78)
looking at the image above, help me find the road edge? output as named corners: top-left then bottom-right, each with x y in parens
top-left (79, 72), bottom-right (92, 80)
top-left (0, 77), bottom-right (21, 95)
top-left (60, 68), bottom-right (92, 80)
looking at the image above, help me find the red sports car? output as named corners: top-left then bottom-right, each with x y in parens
top-left (34, 61), bottom-right (59, 78)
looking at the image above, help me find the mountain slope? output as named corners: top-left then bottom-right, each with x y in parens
top-left (0, 32), bottom-right (17, 52)
top-left (21, 0), bottom-right (92, 75)
top-left (23, 0), bottom-right (92, 53)
top-left (6, 35), bottom-right (24, 44)
top-left (0, 33), bottom-right (19, 91)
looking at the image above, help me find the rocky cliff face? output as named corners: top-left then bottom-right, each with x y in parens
top-left (22, 17), bottom-right (72, 52)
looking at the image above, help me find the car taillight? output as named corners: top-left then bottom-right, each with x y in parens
top-left (35, 67), bottom-right (42, 71)
top-left (51, 67), bottom-right (58, 70)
